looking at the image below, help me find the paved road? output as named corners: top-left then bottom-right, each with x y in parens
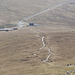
top-left (18, 0), bottom-right (75, 27)
top-left (0, 28), bottom-right (13, 32)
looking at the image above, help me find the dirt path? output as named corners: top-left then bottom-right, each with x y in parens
top-left (37, 35), bottom-right (53, 62)
top-left (40, 36), bottom-right (45, 50)
top-left (24, 0), bottom-right (75, 20)
top-left (43, 48), bottom-right (53, 62)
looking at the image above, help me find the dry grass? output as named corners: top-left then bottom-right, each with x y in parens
top-left (0, 0), bottom-right (75, 75)
top-left (0, 28), bottom-right (75, 75)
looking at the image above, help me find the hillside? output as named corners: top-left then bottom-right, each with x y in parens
top-left (0, 0), bottom-right (75, 75)
top-left (0, 0), bottom-right (75, 27)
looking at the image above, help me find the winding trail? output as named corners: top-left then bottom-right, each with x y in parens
top-left (43, 48), bottom-right (53, 62)
top-left (18, 0), bottom-right (75, 62)
top-left (37, 35), bottom-right (53, 62)
top-left (40, 36), bottom-right (45, 50)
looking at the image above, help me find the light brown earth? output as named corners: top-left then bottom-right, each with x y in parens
top-left (0, 0), bottom-right (75, 75)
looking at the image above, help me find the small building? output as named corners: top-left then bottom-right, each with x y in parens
top-left (13, 28), bottom-right (18, 30)
top-left (29, 23), bottom-right (34, 26)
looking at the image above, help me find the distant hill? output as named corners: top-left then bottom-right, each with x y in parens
top-left (0, 0), bottom-right (75, 28)
top-left (0, 0), bottom-right (75, 75)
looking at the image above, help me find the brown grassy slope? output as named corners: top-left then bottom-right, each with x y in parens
top-left (0, 27), bottom-right (75, 75)
top-left (45, 32), bottom-right (75, 61)
top-left (0, 0), bottom-right (75, 75)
